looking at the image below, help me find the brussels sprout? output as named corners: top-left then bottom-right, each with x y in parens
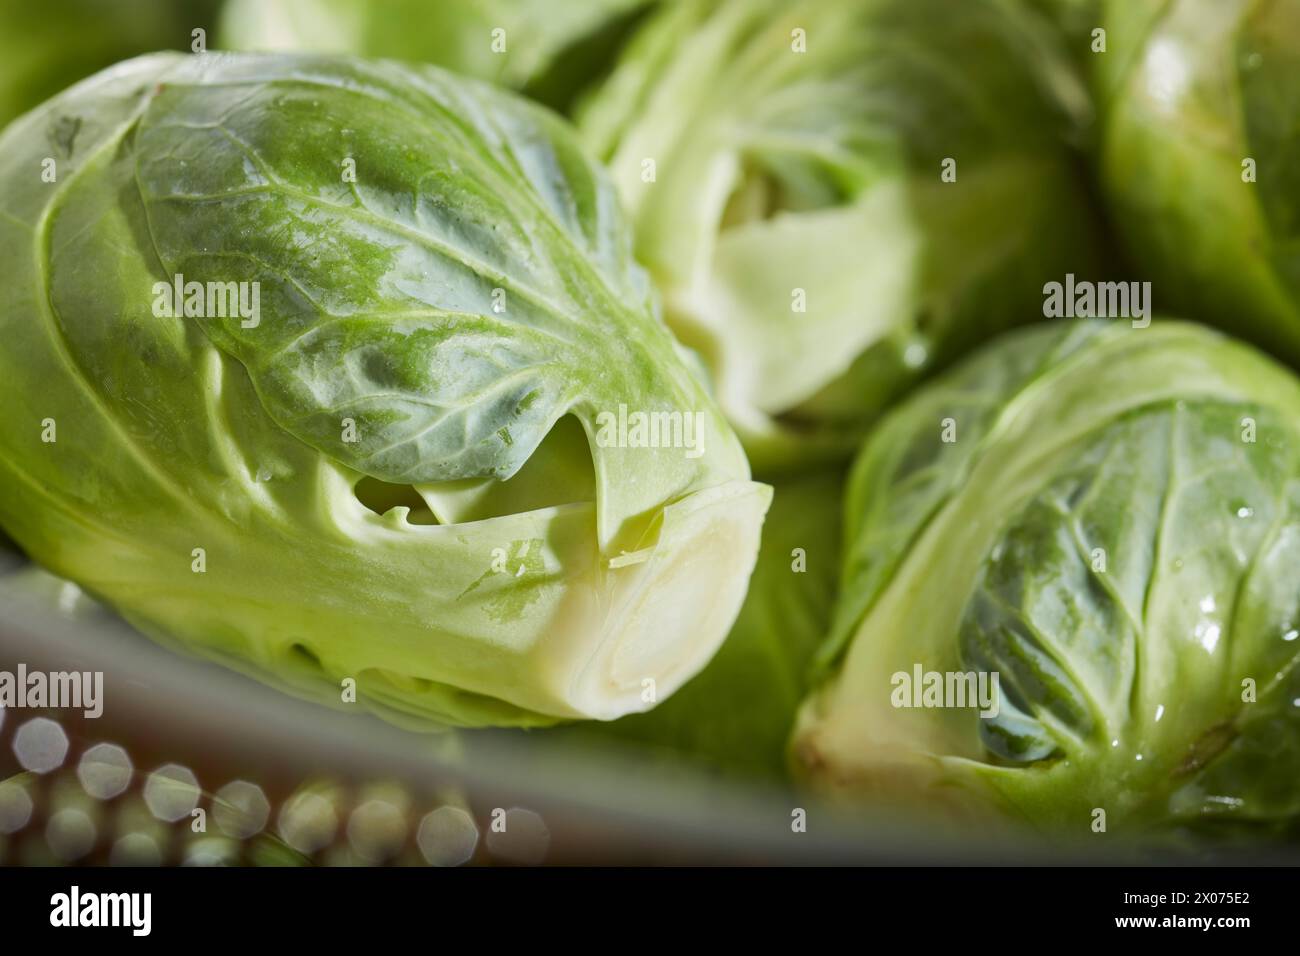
top-left (0, 53), bottom-right (770, 728)
top-left (594, 469), bottom-right (844, 779)
top-left (578, 0), bottom-right (1103, 472)
top-left (1098, 0), bottom-right (1300, 364)
top-left (0, 0), bottom-right (218, 127)
top-left (793, 320), bottom-right (1300, 838)
top-left (217, 0), bottom-right (655, 111)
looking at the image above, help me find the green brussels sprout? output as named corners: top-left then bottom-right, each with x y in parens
top-left (595, 468), bottom-right (844, 780)
top-left (217, 0), bottom-right (655, 111)
top-left (0, 53), bottom-right (770, 728)
top-left (0, 0), bottom-right (219, 127)
top-left (1098, 0), bottom-right (1300, 364)
top-left (578, 0), bottom-right (1103, 473)
top-left (793, 320), bottom-right (1300, 838)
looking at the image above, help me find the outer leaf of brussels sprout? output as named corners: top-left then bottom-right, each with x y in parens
top-left (579, 0), bottom-right (1103, 473)
top-left (217, 0), bottom-right (653, 111)
top-left (794, 320), bottom-right (1300, 836)
top-left (590, 469), bottom-right (844, 779)
top-left (0, 53), bottom-right (770, 727)
top-left (1098, 0), bottom-right (1300, 364)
